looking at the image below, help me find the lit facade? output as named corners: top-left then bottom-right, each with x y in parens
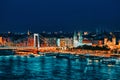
top-left (0, 37), bottom-right (3, 45)
top-left (57, 38), bottom-right (73, 48)
top-left (103, 35), bottom-right (119, 49)
top-left (73, 32), bottom-right (92, 47)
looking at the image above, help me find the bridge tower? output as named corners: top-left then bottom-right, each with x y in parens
top-left (34, 33), bottom-right (40, 48)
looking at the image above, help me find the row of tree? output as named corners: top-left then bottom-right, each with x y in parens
top-left (75, 45), bottom-right (110, 50)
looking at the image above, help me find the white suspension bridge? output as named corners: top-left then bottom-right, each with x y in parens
top-left (0, 33), bottom-right (58, 51)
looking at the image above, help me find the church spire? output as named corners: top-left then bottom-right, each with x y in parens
top-left (73, 31), bottom-right (77, 40)
top-left (27, 29), bottom-right (30, 36)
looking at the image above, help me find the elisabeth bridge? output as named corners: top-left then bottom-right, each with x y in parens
top-left (0, 33), bottom-right (58, 51)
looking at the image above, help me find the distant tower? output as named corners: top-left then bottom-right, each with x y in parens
top-left (57, 38), bottom-right (60, 47)
top-left (104, 37), bottom-right (108, 45)
top-left (73, 31), bottom-right (77, 47)
top-left (112, 35), bottom-right (116, 45)
top-left (78, 32), bottom-right (83, 43)
top-left (73, 31), bottom-right (77, 41)
top-left (27, 29), bottom-right (30, 36)
top-left (96, 28), bottom-right (99, 34)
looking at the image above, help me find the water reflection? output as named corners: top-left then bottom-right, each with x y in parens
top-left (0, 55), bottom-right (120, 79)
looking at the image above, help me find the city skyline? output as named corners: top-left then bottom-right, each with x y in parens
top-left (1, 1), bottom-right (120, 80)
top-left (1, 0), bottom-right (120, 32)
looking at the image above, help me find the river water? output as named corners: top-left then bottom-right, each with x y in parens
top-left (0, 53), bottom-right (120, 80)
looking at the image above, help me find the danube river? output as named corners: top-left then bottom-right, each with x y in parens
top-left (0, 52), bottom-right (120, 79)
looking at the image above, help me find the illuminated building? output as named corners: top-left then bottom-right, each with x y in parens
top-left (84, 32), bottom-right (88, 35)
top-left (104, 34), bottom-right (117, 49)
top-left (47, 38), bottom-right (57, 47)
top-left (119, 40), bottom-right (120, 46)
top-left (0, 37), bottom-right (3, 45)
top-left (0, 36), bottom-right (12, 46)
top-left (104, 37), bottom-right (108, 45)
top-left (27, 37), bottom-right (34, 47)
top-left (73, 31), bottom-right (79, 47)
top-left (82, 39), bottom-right (92, 45)
top-left (98, 40), bottom-right (103, 47)
top-left (58, 38), bottom-right (73, 48)
top-left (112, 36), bottom-right (116, 45)
top-left (73, 31), bottom-right (92, 47)
top-left (41, 38), bottom-right (57, 47)
top-left (57, 38), bottom-right (60, 47)
top-left (92, 40), bottom-right (103, 47)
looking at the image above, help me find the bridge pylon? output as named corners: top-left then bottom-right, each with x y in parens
top-left (34, 33), bottom-right (40, 48)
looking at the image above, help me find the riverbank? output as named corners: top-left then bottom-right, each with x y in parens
top-left (44, 49), bottom-right (119, 58)
top-left (13, 48), bottom-right (120, 58)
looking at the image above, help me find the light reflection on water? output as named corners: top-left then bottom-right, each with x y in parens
top-left (0, 55), bottom-right (120, 80)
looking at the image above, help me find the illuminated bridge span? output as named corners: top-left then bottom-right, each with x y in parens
top-left (9, 33), bottom-right (50, 48)
top-left (0, 33), bottom-right (58, 50)
top-left (0, 46), bottom-right (36, 50)
top-left (0, 46), bottom-right (57, 50)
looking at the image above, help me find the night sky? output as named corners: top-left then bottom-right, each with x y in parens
top-left (0, 0), bottom-right (120, 32)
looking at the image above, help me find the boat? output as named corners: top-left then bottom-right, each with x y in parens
top-left (38, 52), bottom-right (45, 56)
top-left (28, 53), bottom-right (35, 57)
top-left (102, 57), bottom-right (116, 65)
